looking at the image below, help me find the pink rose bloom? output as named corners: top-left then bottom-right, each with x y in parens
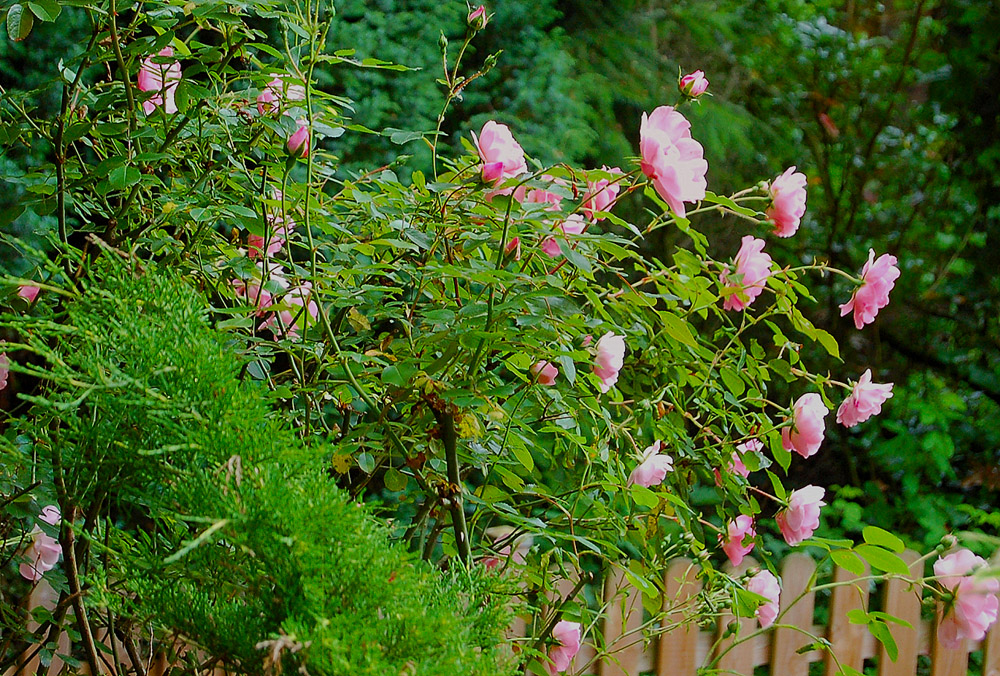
top-left (546, 620), bottom-right (582, 675)
top-left (722, 515), bottom-right (756, 567)
top-left (20, 505), bottom-right (62, 582)
top-left (234, 261), bottom-right (288, 315)
top-left (541, 215), bottom-right (587, 258)
top-left (839, 249), bottom-right (901, 330)
top-left (248, 234), bottom-right (284, 259)
top-left (746, 570), bottom-right (781, 627)
top-left (0, 352), bottom-right (9, 391)
top-left (18, 284), bottom-right (40, 303)
top-left (287, 124), bottom-right (310, 158)
top-left (137, 47), bottom-right (181, 115)
top-left (628, 440), bottom-right (674, 488)
top-left (260, 284), bottom-right (317, 340)
top-left (721, 236), bottom-right (773, 311)
top-left (934, 549), bottom-right (1000, 649)
top-left (582, 166), bottom-right (623, 220)
top-left (467, 5), bottom-right (488, 29)
top-left (836, 369), bottom-right (894, 428)
top-left (257, 73), bottom-right (306, 115)
top-left (531, 360), bottom-right (558, 386)
top-left (678, 70), bottom-right (709, 97)
top-left (781, 393), bottom-right (829, 459)
top-left (776, 485), bottom-right (826, 546)
top-left (473, 121), bottom-right (527, 189)
top-left (733, 439), bottom-right (761, 478)
top-left (766, 167), bottom-right (808, 237)
top-left (639, 106), bottom-right (708, 218)
top-left (593, 331), bottom-right (626, 393)
top-left (541, 237), bottom-right (561, 258)
top-left (521, 175), bottom-right (565, 211)
top-left (505, 236), bottom-right (521, 261)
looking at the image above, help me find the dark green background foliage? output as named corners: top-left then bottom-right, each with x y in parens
top-left (1, 267), bottom-right (514, 675)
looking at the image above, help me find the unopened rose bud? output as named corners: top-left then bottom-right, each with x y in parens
top-left (467, 5), bottom-right (488, 30)
top-left (504, 236), bottom-right (521, 261)
top-left (438, 33), bottom-right (448, 52)
top-left (287, 124), bottom-right (310, 158)
top-left (678, 70), bottom-right (709, 98)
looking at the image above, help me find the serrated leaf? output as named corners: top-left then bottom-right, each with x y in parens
top-left (7, 4), bottom-right (34, 41)
top-left (862, 526), bottom-right (905, 554)
top-left (27, 0), bottom-right (60, 21)
top-left (855, 544), bottom-right (911, 575)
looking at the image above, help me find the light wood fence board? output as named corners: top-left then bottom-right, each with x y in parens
top-left (771, 552), bottom-right (817, 676)
top-left (878, 549), bottom-right (923, 676)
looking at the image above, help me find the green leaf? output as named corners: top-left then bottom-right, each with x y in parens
top-left (509, 440), bottom-right (534, 473)
top-left (720, 367), bottom-right (746, 397)
top-left (765, 469), bottom-right (787, 501)
top-left (855, 544), bottom-right (911, 575)
top-left (768, 430), bottom-right (791, 473)
top-left (703, 190), bottom-right (759, 218)
top-left (831, 549), bottom-right (866, 576)
top-left (813, 328), bottom-right (840, 360)
top-left (27, 0), bottom-right (60, 21)
top-left (630, 484), bottom-right (659, 508)
top-left (660, 311), bottom-right (697, 348)
top-left (108, 165), bottom-right (140, 191)
top-left (384, 468), bottom-right (408, 492)
top-left (870, 621), bottom-right (898, 662)
top-left (357, 452), bottom-right (375, 474)
top-left (7, 4), bottom-right (33, 41)
top-left (862, 526), bottom-right (905, 554)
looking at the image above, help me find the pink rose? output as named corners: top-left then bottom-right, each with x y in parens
top-left (934, 549), bottom-right (1000, 648)
top-left (467, 5), bottom-right (488, 29)
top-left (248, 214), bottom-right (294, 260)
top-left (137, 47), bottom-right (181, 115)
top-left (0, 352), bottom-right (9, 391)
top-left (18, 284), bottom-right (40, 303)
top-left (628, 441), bottom-right (674, 488)
top-left (582, 166), bottom-right (623, 220)
top-left (721, 515), bottom-right (756, 567)
top-left (473, 121), bottom-right (527, 190)
top-left (766, 167), bottom-right (808, 237)
top-left (260, 284), bottom-right (317, 340)
top-left (746, 570), bottom-right (781, 627)
top-left (287, 124), bottom-right (310, 158)
top-left (839, 249), bottom-right (900, 330)
top-left (257, 73), bottom-right (306, 115)
top-left (639, 106), bottom-right (708, 217)
top-left (541, 237), bottom-right (561, 258)
top-left (775, 485), bottom-right (826, 546)
top-left (733, 439), bottom-right (761, 478)
top-left (546, 620), bottom-right (582, 675)
top-left (521, 175), bottom-right (565, 211)
top-left (234, 261), bottom-right (288, 316)
top-left (836, 369), bottom-right (893, 428)
top-left (678, 70), bottom-right (709, 98)
top-left (541, 214), bottom-right (587, 259)
top-left (593, 332), bottom-right (626, 393)
top-left (531, 360), bottom-right (558, 386)
top-left (19, 505), bottom-right (62, 582)
top-left (781, 393), bottom-right (828, 459)
top-left (721, 236), bottom-right (773, 311)
top-left (481, 530), bottom-right (528, 572)
top-left (505, 236), bottom-right (521, 261)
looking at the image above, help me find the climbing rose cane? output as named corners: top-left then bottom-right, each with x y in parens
top-left (836, 369), bottom-right (894, 428)
top-left (19, 505), bottom-right (61, 582)
top-left (628, 441), bottom-right (674, 488)
top-left (934, 549), bottom-right (1000, 648)
top-left (839, 249), bottom-right (900, 330)
top-left (639, 106), bottom-right (708, 217)
top-left (766, 167), bottom-right (808, 237)
top-left (781, 393), bottom-right (829, 459)
top-left (746, 570), bottom-right (781, 627)
top-left (546, 621), bottom-right (582, 675)
top-left (721, 235), bottom-right (773, 311)
top-left (721, 515), bottom-right (756, 566)
top-left (137, 47), bottom-right (181, 115)
top-left (593, 332), bottom-right (626, 393)
top-left (776, 485), bottom-right (826, 546)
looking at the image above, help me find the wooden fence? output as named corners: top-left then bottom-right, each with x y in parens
top-left (8, 550), bottom-right (1000, 675)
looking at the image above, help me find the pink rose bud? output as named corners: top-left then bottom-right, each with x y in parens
top-left (582, 166), bottom-right (623, 220)
top-left (0, 352), bottom-right (9, 391)
top-left (733, 439), bottom-right (761, 477)
top-left (746, 570), bottom-right (781, 627)
top-left (721, 235), bottom-right (773, 311)
top-left (678, 70), bottom-right (709, 97)
top-left (287, 124), bottom-right (310, 158)
top-left (473, 121), bottom-right (527, 193)
top-left (257, 73), bottom-right (305, 115)
top-left (580, 334), bottom-right (593, 348)
top-left (137, 46), bottom-right (182, 115)
top-left (934, 549), bottom-right (1000, 649)
top-left (721, 515), bottom-right (756, 567)
top-left (531, 360), bottom-right (558, 386)
top-left (776, 485), bottom-right (826, 546)
top-left (17, 284), bottom-right (40, 303)
top-left (541, 237), bottom-right (561, 258)
top-left (781, 393), bottom-right (828, 459)
top-left (504, 236), bottom-right (521, 261)
top-left (19, 506), bottom-right (62, 582)
top-left (766, 166), bottom-right (808, 237)
top-left (546, 620), bottom-right (582, 675)
top-left (467, 5), bottom-right (488, 30)
top-left (628, 440), bottom-right (674, 488)
top-left (839, 249), bottom-right (900, 330)
top-left (639, 106), bottom-right (708, 217)
top-left (593, 331), bottom-right (626, 393)
top-left (837, 369), bottom-right (893, 428)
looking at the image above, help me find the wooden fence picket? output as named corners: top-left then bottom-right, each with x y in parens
top-left (599, 567), bottom-right (644, 676)
top-left (823, 559), bottom-right (872, 676)
top-left (771, 552), bottom-right (817, 676)
top-left (878, 549), bottom-right (923, 676)
top-left (714, 559), bottom-right (758, 676)
top-left (657, 558), bottom-right (702, 676)
top-left (930, 606), bottom-right (969, 676)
